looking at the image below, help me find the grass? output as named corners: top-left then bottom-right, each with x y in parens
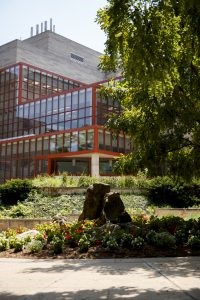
top-left (32, 174), bottom-right (149, 189)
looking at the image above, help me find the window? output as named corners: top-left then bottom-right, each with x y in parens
top-left (99, 159), bottom-right (113, 175)
top-left (70, 53), bottom-right (84, 63)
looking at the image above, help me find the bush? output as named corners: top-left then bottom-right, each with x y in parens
top-left (0, 237), bottom-right (9, 251)
top-left (49, 236), bottom-right (64, 254)
top-left (148, 177), bottom-right (200, 208)
top-left (0, 179), bottom-right (34, 205)
top-left (8, 203), bottom-right (32, 218)
top-left (103, 236), bottom-right (119, 250)
top-left (26, 240), bottom-right (44, 253)
top-left (148, 216), bottom-right (184, 234)
top-left (78, 234), bottom-right (91, 252)
top-left (146, 231), bottom-right (176, 249)
top-left (120, 233), bottom-right (134, 249)
top-left (188, 235), bottom-right (200, 249)
top-left (131, 236), bottom-right (145, 249)
top-left (12, 238), bottom-right (25, 252)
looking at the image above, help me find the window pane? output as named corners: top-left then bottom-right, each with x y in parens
top-left (71, 132), bottom-right (78, 151)
top-left (56, 134), bottom-right (63, 152)
top-left (87, 130), bottom-right (94, 149)
top-left (65, 94), bottom-right (71, 111)
top-left (64, 133), bottom-right (70, 151)
top-left (86, 88), bottom-right (92, 106)
top-left (79, 90), bottom-right (85, 108)
top-left (79, 131), bottom-right (86, 150)
top-left (72, 91), bottom-right (78, 109)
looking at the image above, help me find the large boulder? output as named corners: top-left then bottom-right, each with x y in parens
top-left (78, 183), bottom-right (110, 221)
top-left (78, 183), bottom-right (132, 224)
top-left (104, 192), bottom-right (132, 223)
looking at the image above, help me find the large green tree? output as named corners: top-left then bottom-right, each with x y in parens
top-left (97, 0), bottom-right (200, 179)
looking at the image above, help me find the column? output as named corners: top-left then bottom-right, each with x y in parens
top-left (91, 153), bottom-right (99, 177)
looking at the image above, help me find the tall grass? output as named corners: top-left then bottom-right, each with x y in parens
top-left (32, 173), bottom-right (150, 189)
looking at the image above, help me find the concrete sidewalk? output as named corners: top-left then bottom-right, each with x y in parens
top-left (0, 257), bottom-right (199, 299)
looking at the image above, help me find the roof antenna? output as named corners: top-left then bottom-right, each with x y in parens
top-left (30, 27), bottom-right (34, 37)
top-left (50, 18), bottom-right (53, 31)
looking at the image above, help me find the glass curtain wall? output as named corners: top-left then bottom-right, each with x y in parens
top-left (0, 129), bottom-right (94, 181)
top-left (5, 87), bottom-right (92, 138)
top-left (0, 63), bottom-right (83, 139)
top-left (21, 64), bottom-right (81, 102)
top-left (0, 65), bottom-right (20, 139)
top-left (0, 88), bottom-right (92, 139)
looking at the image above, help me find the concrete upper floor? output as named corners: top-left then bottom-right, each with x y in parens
top-left (0, 30), bottom-right (112, 84)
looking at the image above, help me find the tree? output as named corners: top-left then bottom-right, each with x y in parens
top-left (97, 0), bottom-right (200, 180)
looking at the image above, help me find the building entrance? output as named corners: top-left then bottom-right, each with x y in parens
top-left (51, 158), bottom-right (90, 175)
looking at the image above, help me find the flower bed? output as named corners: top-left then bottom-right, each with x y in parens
top-left (0, 215), bottom-right (200, 259)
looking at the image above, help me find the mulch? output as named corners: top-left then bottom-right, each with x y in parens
top-left (0, 245), bottom-right (200, 259)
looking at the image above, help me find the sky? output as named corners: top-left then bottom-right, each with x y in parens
top-left (0, 0), bottom-right (108, 53)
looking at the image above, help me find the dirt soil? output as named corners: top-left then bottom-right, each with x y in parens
top-left (0, 245), bottom-right (200, 259)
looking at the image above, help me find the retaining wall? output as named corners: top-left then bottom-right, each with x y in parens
top-left (0, 214), bottom-right (79, 231)
top-left (154, 208), bottom-right (200, 218)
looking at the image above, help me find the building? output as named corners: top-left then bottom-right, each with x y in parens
top-left (0, 23), bottom-right (131, 182)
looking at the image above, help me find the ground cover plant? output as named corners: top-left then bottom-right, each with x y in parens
top-left (0, 190), bottom-right (149, 219)
top-left (0, 216), bottom-right (200, 259)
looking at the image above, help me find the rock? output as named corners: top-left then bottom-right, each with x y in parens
top-left (78, 183), bottom-right (110, 221)
top-left (52, 215), bottom-right (68, 225)
top-left (78, 183), bottom-right (132, 225)
top-left (118, 211), bottom-right (132, 223)
top-left (104, 192), bottom-right (125, 223)
top-left (17, 230), bottom-right (39, 240)
top-left (104, 192), bottom-right (132, 223)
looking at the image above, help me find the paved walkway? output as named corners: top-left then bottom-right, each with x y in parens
top-left (0, 257), bottom-right (199, 299)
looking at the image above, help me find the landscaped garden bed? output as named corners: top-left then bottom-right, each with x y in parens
top-left (0, 216), bottom-right (200, 259)
top-left (0, 176), bottom-right (200, 259)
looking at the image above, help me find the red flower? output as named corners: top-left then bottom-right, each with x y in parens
top-left (65, 234), bottom-right (72, 240)
top-left (95, 240), bottom-right (101, 245)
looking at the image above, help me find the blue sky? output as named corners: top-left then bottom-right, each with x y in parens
top-left (0, 0), bottom-right (107, 53)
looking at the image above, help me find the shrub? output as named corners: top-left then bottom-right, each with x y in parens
top-left (146, 231), bottom-right (176, 249)
top-left (78, 234), bottom-right (91, 252)
top-left (0, 179), bottom-right (34, 205)
top-left (146, 230), bottom-right (157, 244)
top-left (35, 223), bottom-right (63, 243)
top-left (188, 235), bottom-right (200, 249)
top-left (8, 203), bottom-right (32, 218)
top-left (174, 229), bottom-right (188, 245)
top-left (12, 238), bottom-right (25, 252)
top-left (148, 216), bottom-right (184, 234)
top-left (147, 177), bottom-right (200, 208)
top-left (49, 236), bottom-right (64, 254)
top-left (0, 237), bottom-right (9, 251)
top-left (131, 236), bottom-right (145, 250)
top-left (103, 236), bottom-right (119, 250)
top-left (120, 233), bottom-right (134, 249)
top-left (26, 240), bottom-right (44, 253)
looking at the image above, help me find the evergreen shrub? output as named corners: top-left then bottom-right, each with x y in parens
top-left (0, 179), bottom-right (34, 205)
top-left (147, 177), bottom-right (200, 207)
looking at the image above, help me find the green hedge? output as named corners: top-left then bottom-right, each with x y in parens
top-left (147, 177), bottom-right (200, 208)
top-left (0, 179), bottom-right (34, 205)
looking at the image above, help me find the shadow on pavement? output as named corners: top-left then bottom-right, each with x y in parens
top-left (22, 257), bottom-right (200, 277)
top-left (0, 287), bottom-right (200, 300)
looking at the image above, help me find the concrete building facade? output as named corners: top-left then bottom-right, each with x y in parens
top-left (0, 29), bottom-right (130, 182)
